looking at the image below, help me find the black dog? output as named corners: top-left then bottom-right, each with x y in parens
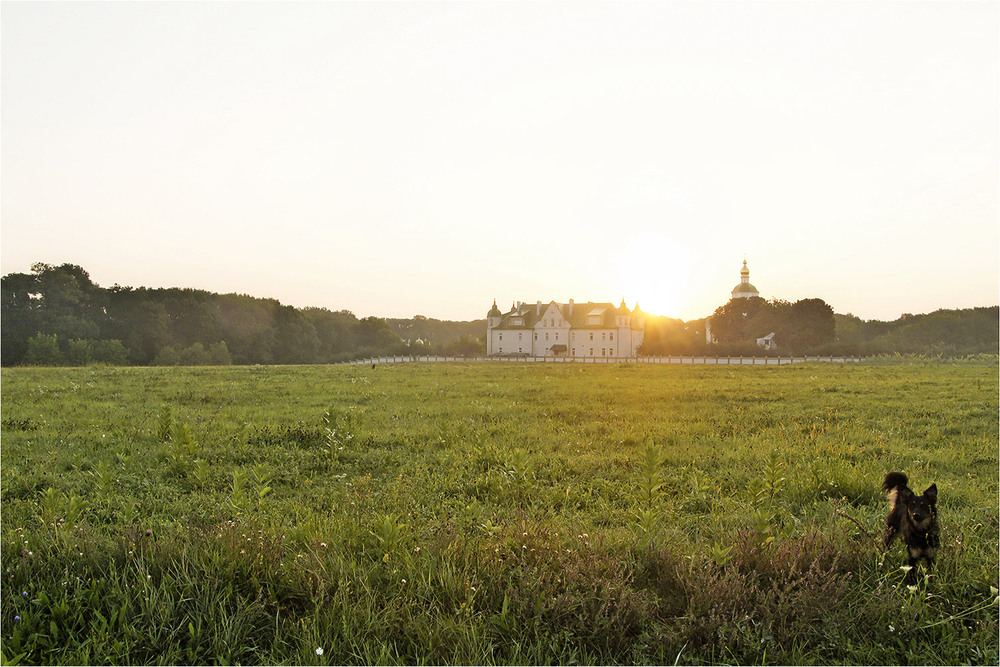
top-left (883, 472), bottom-right (939, 582)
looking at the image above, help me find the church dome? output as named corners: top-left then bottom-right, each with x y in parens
top-left (731, 259), bottom-right (760, 299)
top-left (488, 300), bottom-right (502, 317)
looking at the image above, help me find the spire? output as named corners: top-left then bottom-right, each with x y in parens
top-left (732, 258), bottom-right (760, 299)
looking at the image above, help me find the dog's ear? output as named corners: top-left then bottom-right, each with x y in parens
top-left (923, 484), bottom-right (937, 504)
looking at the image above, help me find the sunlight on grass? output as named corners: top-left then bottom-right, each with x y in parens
top-left (1, 360), bottom-right (997, 664)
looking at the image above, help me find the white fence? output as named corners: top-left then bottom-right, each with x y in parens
top-left (344, 355), bottom-right (862, 366)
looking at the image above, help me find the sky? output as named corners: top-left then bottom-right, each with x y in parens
top-left (2, 1), bottom-right (997, 322)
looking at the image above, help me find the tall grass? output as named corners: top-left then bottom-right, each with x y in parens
top-left (2, 361), bottom-right (997, 664)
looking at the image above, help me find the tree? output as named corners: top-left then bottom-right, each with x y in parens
top-left (64, 339), bottom-right (94, 366)
top-left (25, 333), bottom-right (63, 366)
top-left (179, 343), bottom-right (210, 366)
top-left (208, 341), bottom-right (232, 365)
top-left (709, 297), bottom-right (769, 344)
top-left (153, 346), bottom-right (181, 366)
top-left (785, 299), bottom-right (835, 349)
top-left (105, 289), bottom-right (169, 364)
top-left (91, 339), bottom-right (129, 365)
top-left (273, 306), bottom-right (320, 364)
top-left (1, 271), bottom-right (41, 364)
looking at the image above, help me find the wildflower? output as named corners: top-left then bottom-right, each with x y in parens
top-left (888, 624), bottom-right (895, 632)
top-left (14, 616), bottom-right (19, 622)
top-left (907, 585), bottom-right (918, 592)
top-left (22, 591), bottom-right (27, 597)
top-left (316, 648), bottom-right (324, 656)
top-left (320, 542), bottom-right (327, 548)
top-left (900, 565), bottom-right (913, 573)
top-left (401, 579), bottom-right (407, 584)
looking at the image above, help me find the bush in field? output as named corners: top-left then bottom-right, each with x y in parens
top-left (24, 333), bottom-right (63, 366)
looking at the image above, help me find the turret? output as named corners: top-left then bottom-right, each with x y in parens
top-left (487, 299), bottom-right (502, 328)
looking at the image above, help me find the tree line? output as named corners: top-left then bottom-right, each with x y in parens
top-left (3, 263), bottom-right (995, 366)
top-left (639, 296), bottom-right (998, 357)
top-left (1, 263), bottom-right (425, 367)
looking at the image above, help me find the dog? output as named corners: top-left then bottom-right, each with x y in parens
top-left (883, 471), bottom-right (939, 582)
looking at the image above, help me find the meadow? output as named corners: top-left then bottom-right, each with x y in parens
top-left (1, 360), bottom-right (997, 665)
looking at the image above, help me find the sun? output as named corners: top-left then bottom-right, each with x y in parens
top-left (616, 237), bottom-right (693, 318)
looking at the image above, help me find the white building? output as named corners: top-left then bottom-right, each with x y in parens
top-left (486, 299), bottom-right (645, 358)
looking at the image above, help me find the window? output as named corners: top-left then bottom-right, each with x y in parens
top-left (518, 333), bottom-right (522, 340)
top-left (534, 333), bottom-right (537, 340)
top-left (499, 333), bottom-right (503, 340)
top-left (602, 348), bottom-right (606, 356)
top-left (555, 333), bottom-right (559, 340)
top-left (589, 348), bottom-right (594, 356)
top-left (589, 333), bottom-right (594, 341)
top-left (572, 348), bottom-right (576, 355)
top-left (602, 332), bottom-right (606, 341)
top-left (610, 332), bottom-right (614, 341)
top-left (545, 333), bottom-right (549, 341)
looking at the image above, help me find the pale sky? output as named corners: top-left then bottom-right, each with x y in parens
top-left (2, 1), bottom-right (997, 322)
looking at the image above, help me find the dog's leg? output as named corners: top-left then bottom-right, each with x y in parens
top-left (883, 509), bottom-right (902, 548)
top-left (904, 551), bottom-right (922, 584)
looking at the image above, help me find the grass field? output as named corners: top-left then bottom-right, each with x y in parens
top-left (1, 360), bottom-right (997, 665)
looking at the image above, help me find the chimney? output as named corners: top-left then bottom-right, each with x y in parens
top-left (568, 299), bottom-right (574, 317)
top-left (536, 301), bottom-right (541, 316)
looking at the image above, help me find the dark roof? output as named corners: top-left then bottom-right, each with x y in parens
top-left (492, 301), bottom-right (642, 330)
top-left (732, 283), bottom-right (759, 294)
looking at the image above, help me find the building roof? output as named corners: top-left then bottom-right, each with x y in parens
top-left (491, 301), bottom-right (643, 331)
top-left (732, 282), bottom-right (759, 295)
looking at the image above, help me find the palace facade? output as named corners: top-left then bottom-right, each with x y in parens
top-left (486, 299), bottom-right (645, 358)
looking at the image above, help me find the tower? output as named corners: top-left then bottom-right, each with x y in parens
top-left (731, 259), bottom-right (760, 300)
top-left (486, 300), bottom-right (503, 355)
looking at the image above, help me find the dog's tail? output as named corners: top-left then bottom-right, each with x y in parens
top-left (882, 471), bottom-right (909, 496)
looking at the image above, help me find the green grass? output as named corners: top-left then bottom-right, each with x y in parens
top-left (2, 360), bottom-right (998, 664)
